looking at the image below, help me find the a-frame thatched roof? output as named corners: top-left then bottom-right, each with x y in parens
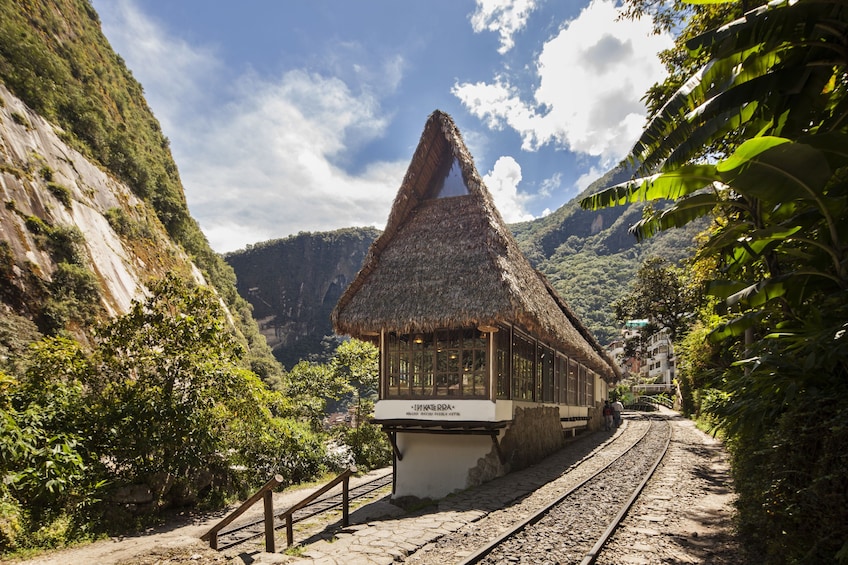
top-left (332, 110), bottom-right (619, 380)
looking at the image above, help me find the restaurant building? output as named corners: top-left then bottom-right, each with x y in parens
top-left (333, 110), bottom-right (620, 499)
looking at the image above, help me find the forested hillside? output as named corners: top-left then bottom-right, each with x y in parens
top-left (227, 164), bottom-right (702, 364)
top-left (511, 164), bottom-right (703, 345)
top-left (0, 1), bottom-right (378, 553)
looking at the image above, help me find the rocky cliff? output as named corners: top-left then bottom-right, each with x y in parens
top-left (225, 227), bottom-right (379, 369)
top-left (0, 84), bottom-right (200, 333)
top-left (0, 0), bottom-right (280, 382)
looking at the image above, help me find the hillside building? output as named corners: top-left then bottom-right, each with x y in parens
top-left (638, 327), bottom-right (675, 392)
top-left (332, 110), bottom-right (620, 499)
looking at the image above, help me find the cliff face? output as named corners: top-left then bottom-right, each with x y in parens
top-left (0, 0), bottom-right (282, 381)
top-left (0, 83), bottom-right (199, 333)
top-left (225, 228), bottom-right (379, 369)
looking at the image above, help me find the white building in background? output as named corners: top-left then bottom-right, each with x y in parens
top-left (641, 327), bottom-right (675, 388)
top-left (608, 322), bottom-right (676, 394)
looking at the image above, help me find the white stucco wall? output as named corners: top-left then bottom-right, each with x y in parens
top-left (393, 432), bottom-right (494, 499)
top-left (374, 399), bottom-right (497, 421)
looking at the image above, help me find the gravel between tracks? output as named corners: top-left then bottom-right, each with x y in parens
top-left (473, 417), bottom-right (670, 564)
top-left (594, 411), bottom-right (748, 565)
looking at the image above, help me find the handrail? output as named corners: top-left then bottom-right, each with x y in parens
top-left (638, 395), bottom-right (673, 408)
top-left (201, 474), bottom-right (284, 552)
top-left (278, 466), bottom-right (357, 548)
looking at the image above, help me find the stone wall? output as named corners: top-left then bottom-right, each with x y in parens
top-left (468, 405), bottom-right (564, 488)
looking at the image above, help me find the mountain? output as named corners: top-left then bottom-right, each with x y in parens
top-left (225, 228), bottom-right (379, 369)
top-left (227, 164), bottom-right (702, 366)
top-left (512, 165), bottom-right (704, 344)
top-left (0, 0), bottom-right (280, 383)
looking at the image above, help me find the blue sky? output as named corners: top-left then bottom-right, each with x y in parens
top-left (91, 0), bottom-right (673, 253)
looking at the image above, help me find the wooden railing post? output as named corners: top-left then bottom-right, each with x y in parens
top-left (342, 474), bottom-right (350, 527)
top-left (201, 474), bottom-right (284, 550)
top-left (264, 490), bottom-right (275, 553)
top-left (286, 514), bottom-right (293, 547)
top-left (277, 465), bottom-right (357, 547)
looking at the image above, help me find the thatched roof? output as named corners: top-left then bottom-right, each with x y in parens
top-left (332, 110), bottom-right (619, 380)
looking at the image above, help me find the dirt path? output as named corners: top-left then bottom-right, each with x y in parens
top-left (4, 468), bottom-right (392, 565)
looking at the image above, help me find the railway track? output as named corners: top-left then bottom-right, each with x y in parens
top-left (212, 471), bottom-right (393, 550)
top-left (456, 415), bottom-right (671, 565)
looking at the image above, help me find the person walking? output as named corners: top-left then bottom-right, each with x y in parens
top-left (602, 400), bottom-right (614, 431)
top-left (612, 398), bottom-right (623, 427)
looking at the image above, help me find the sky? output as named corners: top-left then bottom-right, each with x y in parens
top-left (90, 0), bottom-right (674, 254)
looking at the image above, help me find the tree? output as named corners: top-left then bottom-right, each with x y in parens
top-left (0, 338), bottom-right (100, 551)
top-left (91, 275), bottom-right (245, 496)
top-left (91, 274), bottom-right (327, 504)
top-left (327, 339), bottom-right (390, 470)
top-left (581, 1), bottom-right (848, 561)
top-left (286, 358), bottom-right (352, 431)
top-left (612, 256), bottom-right (695, 339)
top-left (330, 339), bottom-right (379, 425)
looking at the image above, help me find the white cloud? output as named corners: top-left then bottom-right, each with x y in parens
top-left (456, 0), bottom-right (673, 168)
top-left (483, 156), bottom-right (534, 223)
top-left (539, 172), bottom-right (562, 197)
top-left (94, 0), bottom-right (406, 253)
top-left (575, 165), bottom-right (605, 193)
top-left (95, 0), bottom-right (220, 135)
top-left (470, 0), bottom-right (539, 54)
top-left (183, 71), bottom-right (405, 252)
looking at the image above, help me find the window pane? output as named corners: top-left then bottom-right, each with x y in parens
top-left (384, 328), bottom-right (489, 399)
top-left (496, 329), bottom-right (511, 399)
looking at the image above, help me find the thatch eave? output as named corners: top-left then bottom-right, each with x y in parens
top-left (332, 109), bottom-right (620, 383)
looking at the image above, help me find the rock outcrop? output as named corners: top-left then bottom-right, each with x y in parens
top-left (0, 84), bottom-right (201, 331)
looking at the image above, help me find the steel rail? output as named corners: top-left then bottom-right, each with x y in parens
top-left (457, 415), bottom-right (669, 565)
top-left (579, 418), bottom-right (672, 565)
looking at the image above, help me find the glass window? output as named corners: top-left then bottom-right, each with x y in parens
top-left (556, 354), bottom-right (568, 404)
top-left (512, 332), bottom-right (535, 401)
top-left (496, 328), bottom-right (511, 399)
top-left (586, 369), bottom-right (596, 406)
top-left (567, 358), bottom-right (578, 406)
top-left (578, 363), bottom-right (587, 406)
top-left (384, 328), bottom-right (488, 399)
top-left (538, 344), bottom-right (554, 403)
top-left (383, 324), bottom-right (607, 406)
top-left (429, 157), bottom-right (469, 199)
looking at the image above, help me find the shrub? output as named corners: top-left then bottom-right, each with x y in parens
top-left (46, 182), bottom-right (71, 208)
top-left (10, 112), bottom-right (28, 127)
top-left (334, 421), bottom-right (391, 472)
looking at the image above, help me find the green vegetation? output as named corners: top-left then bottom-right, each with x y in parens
top-left (285, 339), bottom-right (391, 469)
top-left (611, 257), bottom-right (697, 340)
top-left (46, 182), bottom-right (71, 208)
top-left (0, 0), bottom-right (281, 387)
top-left (9, 111), bottom-right (28, 128)
top-left (104, 206), bottom-right (154, 241)
top-left (584, 1), bottom-right (848, 562)
top-left (0, 275), bottom-right (384, 555)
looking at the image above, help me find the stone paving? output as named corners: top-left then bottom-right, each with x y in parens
top-left (260, 426), bottom-right (619, 564)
